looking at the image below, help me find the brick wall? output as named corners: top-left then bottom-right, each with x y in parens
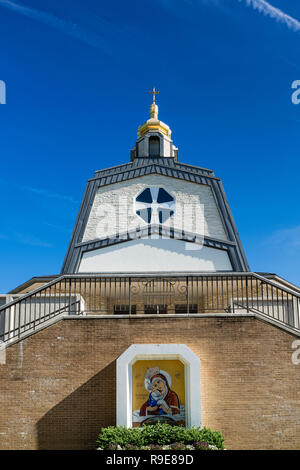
top-left (82, 174), bottom-right (228, 242)
top-left (0, 316), bottom-right (299, 450)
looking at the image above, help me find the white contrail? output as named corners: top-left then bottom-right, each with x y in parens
top-left (0, 0), bottom-right (108, 49)
top-left (160, 0), bottom-right (300, 32)
top-left (21, 185), bottom-right (79, 204)
top-left (240, 0), bottom-right (300, 32)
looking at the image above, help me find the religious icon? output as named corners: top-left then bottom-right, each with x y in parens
top-left (132, 362), bottom-right (185, 427)
top-left (140, 367), bottom-right (180, 417)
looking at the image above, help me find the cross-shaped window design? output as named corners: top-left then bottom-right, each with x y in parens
top-left (135, 187), bottom-right (175, 224)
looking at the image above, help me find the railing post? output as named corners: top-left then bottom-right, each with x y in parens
top-left (246, 276), bottom-right (249, 313)
top-left (129, 277), bottom-right (132, 315)
top-left (69, 278), bottom-right (72, 315)
top-left (0, 310), bottom-right (4, 342)
top-left (18, 303), bottom-right (21, 339)
top-left (231, 276), bottom-right (235, 313)
top-left (186, 276), bottom-right (190, 314)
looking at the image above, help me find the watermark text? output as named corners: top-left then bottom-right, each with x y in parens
top-left (0, 80), bottom-right (6, 104)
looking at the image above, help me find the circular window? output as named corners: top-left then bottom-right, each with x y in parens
top-left (135, 187), bottom-right (175, 224)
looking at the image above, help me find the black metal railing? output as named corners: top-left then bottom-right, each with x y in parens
top-left (0, 273), bottom-right (299, 342)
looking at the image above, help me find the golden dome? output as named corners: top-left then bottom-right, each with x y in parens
top-left (137, 88), bottom-right (172, 139)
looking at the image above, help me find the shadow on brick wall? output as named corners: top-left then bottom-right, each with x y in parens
top-left (36, 361), bottom-right (116, 450)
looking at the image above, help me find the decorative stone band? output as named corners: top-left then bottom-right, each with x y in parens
top-left (75, 224), bottom-right (237, 251)
top-left (73, 224), bottom-right (240, 273)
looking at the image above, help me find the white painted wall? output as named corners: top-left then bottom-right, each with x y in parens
top-left (78, 237), bottom-right (232, 272)
top-left (82, 174), bottom-right (228, 243)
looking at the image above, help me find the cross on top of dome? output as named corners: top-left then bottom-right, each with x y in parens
top-left (148, 87), bottom-right (159, 104)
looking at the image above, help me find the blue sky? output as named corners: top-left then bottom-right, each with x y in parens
top-left (0, 0), bottom-right (299, 291)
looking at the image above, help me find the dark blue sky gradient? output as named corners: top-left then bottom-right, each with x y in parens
top-left (0, 0), bottom-right (299, 291)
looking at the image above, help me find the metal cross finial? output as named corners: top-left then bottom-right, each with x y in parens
top-left (148, 87), bottom-right (159, 104)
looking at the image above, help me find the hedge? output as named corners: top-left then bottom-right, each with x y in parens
top-left (97, 423), bottom-right (225, 450)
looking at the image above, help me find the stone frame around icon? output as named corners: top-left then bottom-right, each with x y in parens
top-left (116, 344), bottom-right (201, 428)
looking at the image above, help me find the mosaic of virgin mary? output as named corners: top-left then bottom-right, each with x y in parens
top-left (132, 366), bottom-right (185, 426)
top-left (140, 367), bottom-right (180, 417)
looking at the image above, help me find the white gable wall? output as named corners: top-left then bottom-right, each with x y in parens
top-left (78, 238), bottom-right (232, 273)
top-left (82, 174), bottom-right (228, 243)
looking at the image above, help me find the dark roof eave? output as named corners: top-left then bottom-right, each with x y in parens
top-left (255, 272), bottom-right (300, 293)
top-left (7, 275), bottom-right (60, 294)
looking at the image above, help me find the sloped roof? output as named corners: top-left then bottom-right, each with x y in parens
top-left (92, 157), bottom-right (216, 186)
top-left (61, 157), bottom-right (250, 274)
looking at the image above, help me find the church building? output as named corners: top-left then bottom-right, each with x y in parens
top-left (0, 90), bottom-right (299, 450)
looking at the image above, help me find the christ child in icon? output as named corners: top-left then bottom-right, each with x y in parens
top-left (140, 367), bottom-right (180, 416)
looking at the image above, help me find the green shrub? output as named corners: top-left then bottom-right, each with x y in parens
top-left (97, 423), bottom-right (225, 450)
top-left (97, 426), bottom-right (144, 449)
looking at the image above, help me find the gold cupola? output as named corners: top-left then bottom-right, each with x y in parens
top-left (131, 88), bottom-right (178, 161)
top-left (137, 87), bottom-right (172, 139)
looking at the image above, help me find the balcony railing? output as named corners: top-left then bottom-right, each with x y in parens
top-left (0, 273), bottom-right (299, 342)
